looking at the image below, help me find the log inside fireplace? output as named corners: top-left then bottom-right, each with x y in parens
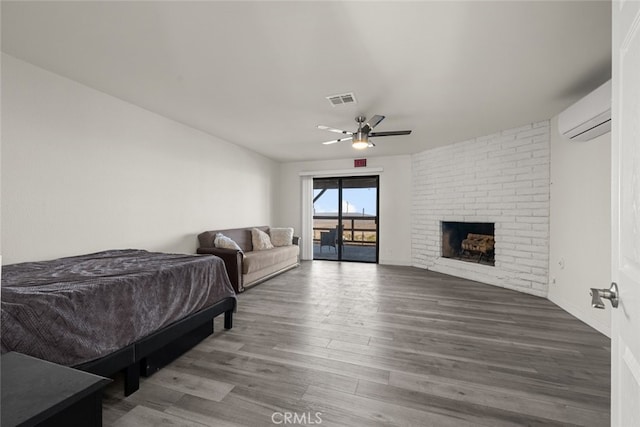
top-left (441, 221), bottom-right (495, 266)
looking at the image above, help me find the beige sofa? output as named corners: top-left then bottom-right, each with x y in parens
top-left (197, 226), bottom-right (299, 293)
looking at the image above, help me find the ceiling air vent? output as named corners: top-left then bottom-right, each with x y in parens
top-left (326, 92), bottom-right (357, 107)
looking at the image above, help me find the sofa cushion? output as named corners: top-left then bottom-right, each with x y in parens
top-left (251, 228), bottom-right (274, 251)
top-left (242, 246), bottom-right (299, 274)
top-left (269, 227), bottom-right (294, 247)
top-left (214, 233), bottom-right (242, 252)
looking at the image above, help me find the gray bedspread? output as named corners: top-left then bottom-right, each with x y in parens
top-left (1, 249), bottom-right (236, 366)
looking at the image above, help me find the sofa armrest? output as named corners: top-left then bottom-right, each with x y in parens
top-left (197, 247), bottom-right (244, 293)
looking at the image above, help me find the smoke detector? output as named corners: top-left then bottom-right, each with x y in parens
top-left (326, 92), bottom-right (357, 107)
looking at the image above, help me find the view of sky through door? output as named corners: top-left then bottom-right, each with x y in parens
top-left (313, 188), bottom-right (377, 216)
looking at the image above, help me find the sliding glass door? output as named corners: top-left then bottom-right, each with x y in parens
top-left (312, 176), bottom-right (379, 263)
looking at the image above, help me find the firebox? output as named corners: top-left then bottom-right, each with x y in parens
top-left (441, 222), bottom-right (495, 266)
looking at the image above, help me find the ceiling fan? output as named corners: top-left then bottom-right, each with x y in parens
top-left (318, 115), bottom-right (412, 149)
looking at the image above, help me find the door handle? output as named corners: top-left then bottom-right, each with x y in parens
top-left (590, 282), bottom-right (619, 309)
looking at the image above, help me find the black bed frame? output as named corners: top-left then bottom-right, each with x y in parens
top-left (74, 297), bottom-right (235, 396)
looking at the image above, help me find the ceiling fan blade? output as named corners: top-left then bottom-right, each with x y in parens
top-left (367, 115), bottom-right (385, 129)
top-left (322, 137), bottom-right (353, 145)
top-left (362, 115), bottom-right (385, 133)
top-left (369, 130), bottom-right (412, 137)
top-left (317, 125), bottom-right (352, 135)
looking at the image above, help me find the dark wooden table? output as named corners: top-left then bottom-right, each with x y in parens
top-left (1, 352), bottom-right (111, 427)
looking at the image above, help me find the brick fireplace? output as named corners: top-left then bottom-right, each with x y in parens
top-left (411, 122), bottom-right (550, 297)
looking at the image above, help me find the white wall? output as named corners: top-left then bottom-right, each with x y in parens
top-left (548, 116), bottom-right (611, 336)
top-left (276, 155), bottom-right (412, 266)
top-left (412, 122), bottom-right (550, 297)
top-left (1, 54), bottom-right (278, 264)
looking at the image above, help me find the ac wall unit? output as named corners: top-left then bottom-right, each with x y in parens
top-left (558, 79), bottom-right (611, 141)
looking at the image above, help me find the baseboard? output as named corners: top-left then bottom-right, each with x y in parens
top-left (379, 258), bottom-right (411, 266)
top-left (548, 293), bottom-right (611, 338)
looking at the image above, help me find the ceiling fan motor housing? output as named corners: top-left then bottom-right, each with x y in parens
top-left (354, 130), bottom-right (368, 142)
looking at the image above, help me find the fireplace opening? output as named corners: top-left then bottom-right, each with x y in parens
top-left (442, 222), bottom-right (495, 266)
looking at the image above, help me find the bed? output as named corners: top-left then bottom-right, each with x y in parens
top-left (1, 249), bottom-right (237, 395)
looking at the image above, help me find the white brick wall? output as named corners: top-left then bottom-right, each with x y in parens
top-left (411, 121), bottom-right (550, 297)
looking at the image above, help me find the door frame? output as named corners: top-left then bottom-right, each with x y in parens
top-left (300, 168), bottom-right (383, 262)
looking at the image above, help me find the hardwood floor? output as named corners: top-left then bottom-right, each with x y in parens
top-left (103, 261), bottom-right (611, 426)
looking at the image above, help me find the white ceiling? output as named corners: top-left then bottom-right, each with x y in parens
top-left (1, 1), bottom-right (611, 162)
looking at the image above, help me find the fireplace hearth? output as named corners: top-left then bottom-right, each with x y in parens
top-left (442, 222), bottom-right (495, 266)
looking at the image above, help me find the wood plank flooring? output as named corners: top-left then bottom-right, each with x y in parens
top-left (103, 261), bottom-right (611, 426)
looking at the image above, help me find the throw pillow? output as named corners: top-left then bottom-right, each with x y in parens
top-left (251, 228), bottom-right (274, 251)
top-left (214, 233), bottom-right (242, 252)
top-left (269, 227), bottom-right (294, 247)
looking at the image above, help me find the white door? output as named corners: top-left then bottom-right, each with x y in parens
top-left (611, 1), bottom-right (640, 425)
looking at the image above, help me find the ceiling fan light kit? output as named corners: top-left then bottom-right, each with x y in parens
top-left (352, 139), bottom-right (369, 150)
top-left (317, 115), bottom-right (412, 150)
